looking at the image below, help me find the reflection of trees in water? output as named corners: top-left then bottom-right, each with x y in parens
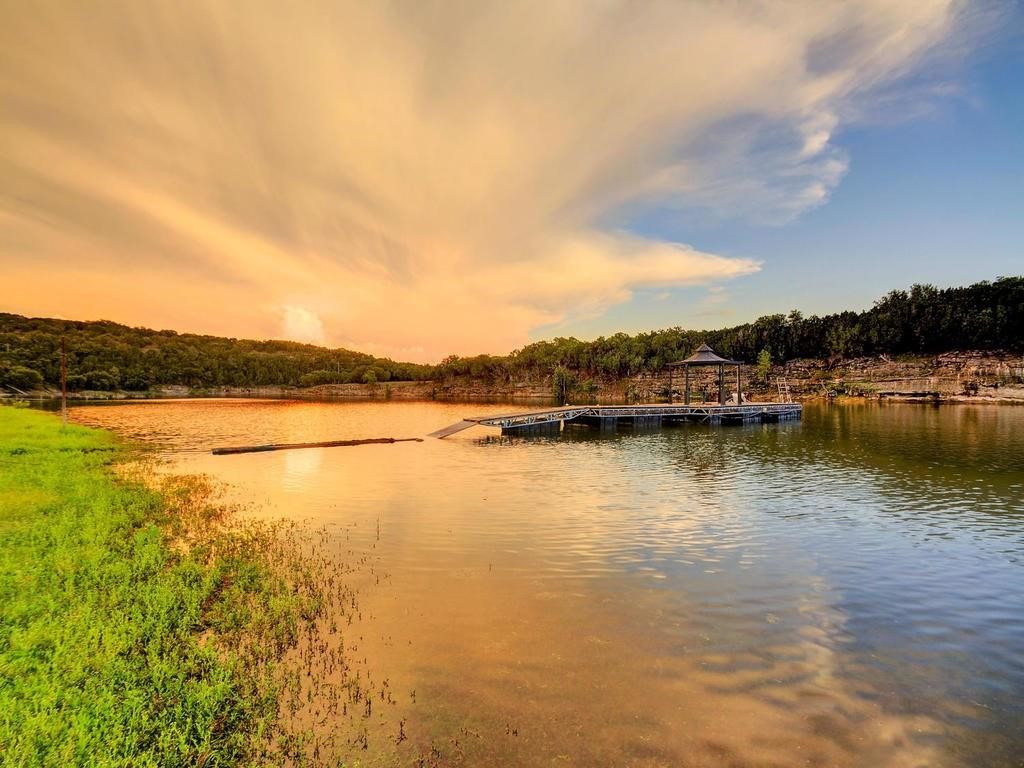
top-left (673, 404), bottom-right (1024, 526)
top-left (480, 422), bottom-right (738, 485)
top-left (660, 426), bottom-right (736, 481)
top-left (809, 402), bottom-right (1022, 475)
top-left (476, 404), bottom-right (1024, 529)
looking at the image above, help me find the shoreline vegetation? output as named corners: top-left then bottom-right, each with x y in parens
top-left (0, 406), bottom-right (330, 765)
top-left (6, 350), bottom-right (1024, 407)
top-left (2, 278), bottom-right (1022, 406)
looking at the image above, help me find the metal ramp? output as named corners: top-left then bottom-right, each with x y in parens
top-left (426, 420), bottom-right (478, 439)
top-left (428, 407), bottom-right (592, 439)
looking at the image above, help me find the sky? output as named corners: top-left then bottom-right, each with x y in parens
top-left (1, 1), bottom-right (1021, 362)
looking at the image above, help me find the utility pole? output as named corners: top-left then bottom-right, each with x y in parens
top-left (60, 337), bottom-right (67, 427)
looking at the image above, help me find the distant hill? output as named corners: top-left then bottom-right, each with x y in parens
top-left (2, 276), bottom-right (1022, 392)
top-left (433, 276), bottom-right (1024, 383)
top-left (0, 316), bottom-right (433, 392)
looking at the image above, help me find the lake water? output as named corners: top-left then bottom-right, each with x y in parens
top-left (69, 399), bottom-right (1024, 767)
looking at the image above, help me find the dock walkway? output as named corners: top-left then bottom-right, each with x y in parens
top-left (428, 402), bottom-right (802, 438)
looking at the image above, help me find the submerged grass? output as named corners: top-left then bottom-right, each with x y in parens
top-left (0, 406), bottom-right (321, 766)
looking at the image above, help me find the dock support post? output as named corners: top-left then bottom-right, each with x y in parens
top-left (736, 366), bottom-right (742, 404)
top-left (684, 366), bottom-right (690, 405)
top-left (718, 363), bottom-right (726, 405)
top-left (501, 421), bottom-right (562, 437)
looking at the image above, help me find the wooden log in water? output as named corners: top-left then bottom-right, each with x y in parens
top-left (212, 437), bottom-right (423, 455)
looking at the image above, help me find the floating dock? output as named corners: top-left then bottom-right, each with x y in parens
top-left (428, 402), bottom-right (802, 438)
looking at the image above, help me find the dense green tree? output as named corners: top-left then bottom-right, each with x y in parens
top-left (0, 364), bottom-right (44, 391)
top-left (435, 276), bottom-right (1023, 381)
top-left (756, 349), bottom-right (772, 382)
top-left (0, 316), bottom-right (433, 390)
top-left (2, 277), bottom-right (1021, 392)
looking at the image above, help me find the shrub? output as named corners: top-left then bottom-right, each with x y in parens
top-left (757, 349), bottom-right (772, 382)
top-left (0, 364), bottom-right (44, 391)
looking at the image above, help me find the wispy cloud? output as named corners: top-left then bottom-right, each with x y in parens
top-left (0, 1), bottom-right (980, 359)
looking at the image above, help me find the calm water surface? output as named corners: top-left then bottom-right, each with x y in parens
top-left (70, 400), bottom-right (1024, 767)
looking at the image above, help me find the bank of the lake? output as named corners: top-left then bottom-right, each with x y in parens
top-left (9, 350), bottom-right (1023, 406)
top-left (0, 406), bottom-right (319, 766)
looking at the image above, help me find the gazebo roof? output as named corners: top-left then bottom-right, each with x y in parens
top-left (667, 343), bottom-right (740, 367)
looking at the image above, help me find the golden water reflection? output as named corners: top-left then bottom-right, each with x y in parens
top-left (70, 400), bottom-right (1024, 766)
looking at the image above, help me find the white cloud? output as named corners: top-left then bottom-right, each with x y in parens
top-left (0, 0), bottom-right (983, 359)
top-left (280, 305), bottom-right (326, 345)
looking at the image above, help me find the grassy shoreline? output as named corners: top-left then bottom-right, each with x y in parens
top-left (0, 406), bottom-right (317, 766)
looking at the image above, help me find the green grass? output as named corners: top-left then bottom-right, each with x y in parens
top-left (0, 406), bottom-right (314, 767)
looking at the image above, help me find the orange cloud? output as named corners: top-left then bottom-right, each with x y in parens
top-left (0, 1), bottom-right (979, 360)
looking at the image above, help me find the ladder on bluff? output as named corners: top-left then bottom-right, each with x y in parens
top-left (776, 376), bottom-right (791, 403)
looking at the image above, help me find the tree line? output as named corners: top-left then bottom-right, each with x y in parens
top-left (0, 317), bottom-right (432, 392)
top-left (433, 277), bottom-right (1024, 381)
top-left (1, 277), bottom-right (1020, 392)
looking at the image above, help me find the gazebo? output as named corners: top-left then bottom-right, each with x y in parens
top-left (666, 343), bottom-right (743, 405)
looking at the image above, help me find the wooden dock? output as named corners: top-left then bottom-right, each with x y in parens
top-left (428, 402), bottom-right (802, 438)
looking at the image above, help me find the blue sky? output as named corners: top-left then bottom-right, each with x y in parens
top-left (538, 14), bottom-right (1024, 341)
